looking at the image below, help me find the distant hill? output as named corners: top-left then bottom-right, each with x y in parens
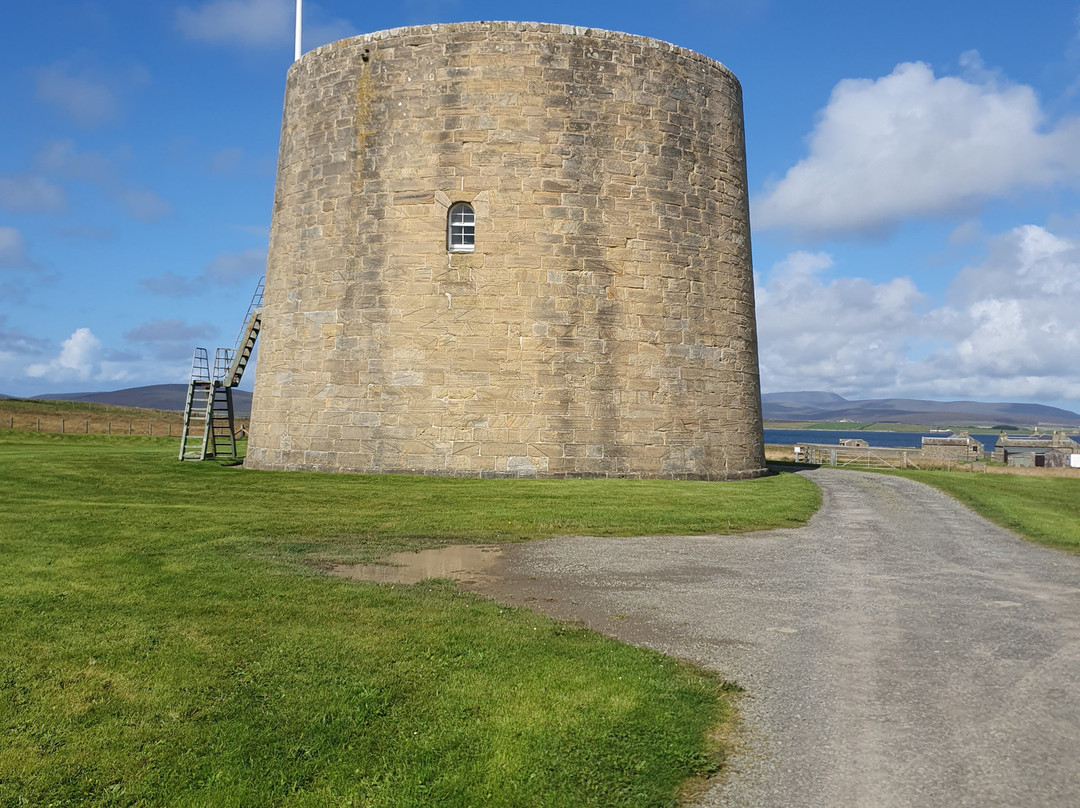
top-left (762, 391), bottom-right (1080, 428)
top-left (32, 384), bottom-right (253, 415)
top-left (16, 385), bottom-right (1079, 428)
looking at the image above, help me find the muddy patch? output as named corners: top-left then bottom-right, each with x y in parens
top-left (330, 544), bottom-right (507, 587)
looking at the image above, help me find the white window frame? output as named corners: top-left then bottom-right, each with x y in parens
top-left (447, 202), bottom-right (475, 253)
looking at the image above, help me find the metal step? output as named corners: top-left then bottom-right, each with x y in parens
top-left (226, 278), bottom-right (264, 387)
top-left (227, 309), bottom-right (262, 387)
top-left (179, 351), bottom-right (212, 460)
top-left (177, 277), bottom-right (263, 462)
top-left (208, 384), bottom-right (237, 459)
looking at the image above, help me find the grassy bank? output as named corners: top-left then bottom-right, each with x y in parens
top-left (896, 470), bottom-right (1080, 553)
top-left (0, 432), bottom-right (820, 807)
top-left (0, 397), bottom-right (199, 437)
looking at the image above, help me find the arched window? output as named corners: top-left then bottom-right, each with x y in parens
top-left (447, 202), bottom-right (475, 253)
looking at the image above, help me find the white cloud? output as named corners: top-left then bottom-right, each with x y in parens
top-left (26, 328), bottom-right (110, 382)
top-left (210, 147), bottom-right (247, 174)
top-left (755, 251), bottom-right (925, 396)
top-left (0, 227), bottom-right (36, 269)
top-left (140, 272), bottom-right (200, 297)
top-left (0, 319), bottom-right (50, 396)
top-left (34, 140), bottom-right (114, 184)
top-left (756, 225), bottom-right (1080, 407)
top-left (142, 248), bottom-right (266, 296)
top-left (208, 147), bottom-right (275, 176)
top-left (0, 175), bottom-right (66, 215)
top-left (35, 64), bottom-right (118, 127)
top-left (202, 247), bottom-right (267, 284)
top-left (0, 317), bottom-right (50, 358)
top-left (123, 319), bottom-right (220, 361)
top-left (176, 0), bottom-right (354, 50)
top-left (7, 326), bottom-right (201, 395)
top-left (915, 226), bottom-right (1080, 391)
top-left (117, 189), bottom-right (173, 222)
top-left (31, 141), bottom-right (171, 224)
top-left (124, 319), bottom-right (218, 342)
top-left (177, 0), bottom-right (292, 46)
top-left (34, 62), bottom-right (148, 129)
top-left (949, 224), bottom-right (1080, 304)
top-left (754, 55), bottom-right (1080, 238)
top-left (947, 219), bottom-right (984, 246)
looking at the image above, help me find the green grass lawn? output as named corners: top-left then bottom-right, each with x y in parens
top-left (895, 470), bottom-right (1080, 552)
top-left (0, 432), bottom-right (820, 807)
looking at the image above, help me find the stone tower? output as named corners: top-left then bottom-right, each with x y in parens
top-left (246, 22), bottom-right (766, 479)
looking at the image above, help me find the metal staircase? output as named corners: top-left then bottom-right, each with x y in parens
top-left (226, 277), bottom-right (263, 387)
top-left (179, 349), bottom-right (214, 461)
top-left (179, 278), bottom-right (264, 461)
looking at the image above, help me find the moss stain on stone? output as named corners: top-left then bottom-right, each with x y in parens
top-left (355, 65), bottom-right (375, 157)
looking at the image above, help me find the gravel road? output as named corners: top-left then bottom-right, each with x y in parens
top-left (477, 468), bottom-right (1080, 808)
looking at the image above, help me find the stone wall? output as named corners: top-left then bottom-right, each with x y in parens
top-left (920, 432), bottom-right (984, 462)
top-left (246, 22), bottom-right (766, 479)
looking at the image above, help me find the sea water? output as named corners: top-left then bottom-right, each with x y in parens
top-left (762, 429), bottom-right (1004, 452)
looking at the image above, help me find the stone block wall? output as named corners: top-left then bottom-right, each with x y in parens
top-left (920, 432), bottom-right (985, 462)
top-left (246, 22), bottom-right (766, 479)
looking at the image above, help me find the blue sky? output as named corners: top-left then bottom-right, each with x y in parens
top-left (2, 1), bottom-right (1080, 411)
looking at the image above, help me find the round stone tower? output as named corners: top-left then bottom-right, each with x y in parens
top-left (246, 21), bottom-right (766, 479)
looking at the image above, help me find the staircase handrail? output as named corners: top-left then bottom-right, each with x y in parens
top-left (223, 276), bottom-right (265, 387)
top-left (233, 277), bottom-right (265, 356)
top-left (188, 347), bottom-right (211, 383)
top-left (213, 347), bottom-right (234, 384)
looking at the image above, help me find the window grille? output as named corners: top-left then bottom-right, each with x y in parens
top-left (448, 203), bottom-right (475, 252)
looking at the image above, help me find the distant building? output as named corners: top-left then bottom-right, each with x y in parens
top-left (992, 431), bottom-right (1080, 467)
top-left (921, 431), bottom-right (985, 462)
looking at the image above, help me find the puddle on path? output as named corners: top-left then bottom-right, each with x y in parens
top-left (329, 544), bottom-right (507, 586)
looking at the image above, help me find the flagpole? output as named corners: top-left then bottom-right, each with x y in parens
top-left (294, 0), bottom-right (302, 62)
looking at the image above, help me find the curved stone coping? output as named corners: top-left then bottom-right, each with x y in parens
top-left (294, 20), bottom-right (738, 86)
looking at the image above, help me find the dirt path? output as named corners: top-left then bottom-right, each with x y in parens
top-left (474, 469), bottom-right (1080, 808)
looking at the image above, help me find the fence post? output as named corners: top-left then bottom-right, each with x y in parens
top-left (149, 422), bottom-right (153, 436)
top-left (36, 418), bottom-right (40, 431)
top-left (85, 420), bottom-right (89, 434)
top-left (108, 422), bottom-right (112, 435)
top-left (61, 419), bottom-right (65, 434)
